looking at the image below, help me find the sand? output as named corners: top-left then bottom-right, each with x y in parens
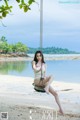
top-left (0, 75), bottom-right (80, 120)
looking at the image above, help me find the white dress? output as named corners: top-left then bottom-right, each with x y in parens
top-left (33, 62), bottom-right (47, 80)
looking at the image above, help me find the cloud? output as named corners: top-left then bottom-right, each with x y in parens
top-left (0, 0), bottom-right (80, 51)
top-left (43, 0), bottom-right (80, 28)
top-left (1, 0), bottom-right (80, 28)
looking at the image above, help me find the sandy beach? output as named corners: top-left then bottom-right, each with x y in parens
top-left (0, 75), bottom-right (80, 120)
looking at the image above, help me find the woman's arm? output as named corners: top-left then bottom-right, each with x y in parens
top-left (32, 61), bottom-right (41, 72)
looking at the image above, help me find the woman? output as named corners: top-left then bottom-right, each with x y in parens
top-left (32, 50), bottom-right (64, 115)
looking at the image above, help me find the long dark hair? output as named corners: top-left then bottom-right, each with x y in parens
top-left (33, 50), bottom-right (45, 64)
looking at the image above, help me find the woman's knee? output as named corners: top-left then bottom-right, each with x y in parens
top-left (49, 75), bottom-right (54, 80)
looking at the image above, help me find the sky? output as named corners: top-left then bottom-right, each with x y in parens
top-left (0, 0), bottom-right (80, 52)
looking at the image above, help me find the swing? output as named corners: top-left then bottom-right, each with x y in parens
top-left (32, 62), bottom-right (46, 93)
top-left (33, 1), bottom-right (45, 93)
top-left (33, 83), bottom-right (45, 92)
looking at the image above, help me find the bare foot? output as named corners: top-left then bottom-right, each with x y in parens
top-left (59, 109), bottom-right (64, 115)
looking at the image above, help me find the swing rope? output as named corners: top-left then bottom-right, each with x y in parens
top-left (40, 0), bottom-right (43, 81)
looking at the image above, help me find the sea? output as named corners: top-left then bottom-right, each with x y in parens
top-left (0, 54), bottom-right (80, 83)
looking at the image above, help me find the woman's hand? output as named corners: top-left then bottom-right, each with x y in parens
top-left (32, 61), bottom-right (41, 72)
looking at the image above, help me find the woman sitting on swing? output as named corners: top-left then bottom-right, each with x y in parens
top-left (32, 50), bottom-right (64, 115)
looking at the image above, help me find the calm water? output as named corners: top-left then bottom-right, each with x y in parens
top-left (0, 60), bottom-right (80, 83)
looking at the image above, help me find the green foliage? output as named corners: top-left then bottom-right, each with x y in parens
top-left (27, 47), bottom-right (78, 54)
top-left (0, 36), bottom-right (29, 54)
top-left (0, 36), bottom-right (7, 52)
top-left (28, 0), bottom-right (35, 5)
top-left (14, 42), bottom-right (29, 53)
top-left (0, 40), bottom-right (9, 53)
top-left (0, 36), bottom-right (7, 42)
top-left (17, 0), bottom-right (32, 12)
top-left (0, 0), bottom-right (12, 19)
top-left (23, 5), bottom-right (30, 12)
top-left (0, 0), bottom-right (36, 19)
top-left (16, 0), bottom-right (20, 3)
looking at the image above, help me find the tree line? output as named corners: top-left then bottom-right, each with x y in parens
top-left (0, 36), bottom-right (29, 54)
top-left (28, 47), bottom-right (78, 54)
top-left (0, 36), bottom-right (78, 55)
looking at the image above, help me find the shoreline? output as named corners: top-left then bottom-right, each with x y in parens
top-left (0, 75), bottom-right (80, 120)
top-left (0, 54), bottom-right (80, 62)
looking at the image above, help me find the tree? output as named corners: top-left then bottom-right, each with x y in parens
top-left (0, 36), bottom-right (7, 42)
top-left (14, 42), bottom-right (29, 53)
top-left (0, 36), bottom-right (29, 54)
top-left (0, 0), bottom-right (36, 19)
top-left (0, 40), bottom-right (9, 53)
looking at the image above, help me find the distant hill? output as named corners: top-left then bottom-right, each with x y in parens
top-left (27, 47), bottom-right (79, 54)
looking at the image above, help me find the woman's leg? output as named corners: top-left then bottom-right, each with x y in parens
top-left (49, 86), bottom-right (64, 115)
top-left (34, 75), bottom-right (53, 93)
top-left (44, 75), bottom-right (53, 94)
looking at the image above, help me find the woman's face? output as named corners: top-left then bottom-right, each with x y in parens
top-left (36, 53), bottom-right (42, 61)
